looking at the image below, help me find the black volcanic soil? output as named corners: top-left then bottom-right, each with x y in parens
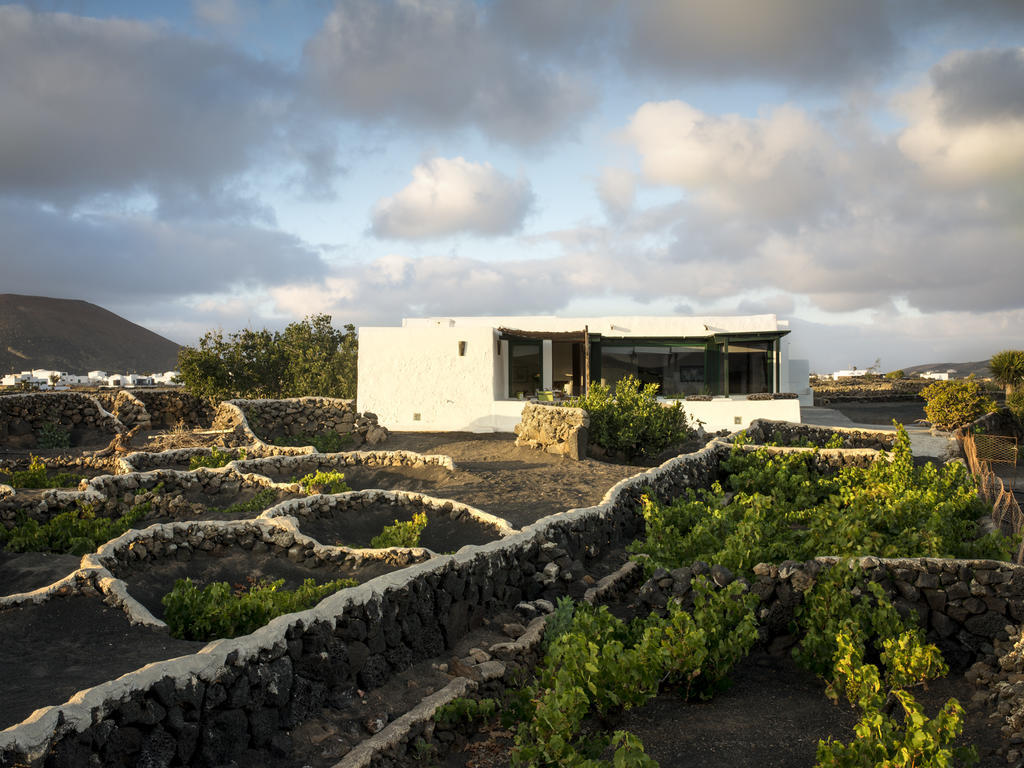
top-left (295, 501), bottom-right (507, 551)
top-left (0, 551), bottom-right (82, 596)
top-left (0, 594), bottom-right (205, 729)
top-left (368, 432), bottom-right (643, 529)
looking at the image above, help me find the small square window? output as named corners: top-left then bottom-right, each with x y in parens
top-left (458, 341), bottom-right (467, 356)
top-left (734, 416), bottom-right (742, 424)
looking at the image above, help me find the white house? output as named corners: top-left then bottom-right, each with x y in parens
top-left (357, 315), bottom-right (809, 433)
top-left (921, 371), bottom-right (952, 381)
top-left (831, 368), bottom-right (871, 381)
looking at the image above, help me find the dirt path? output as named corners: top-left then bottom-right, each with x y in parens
top-left (379, 432), bottom-right (643, 529)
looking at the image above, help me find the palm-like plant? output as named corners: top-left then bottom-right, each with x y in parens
top-left (990, 349), bottom-right (1024, 396)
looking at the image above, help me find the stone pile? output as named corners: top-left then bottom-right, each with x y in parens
top-left (513, 402), bottom-right (588, 460)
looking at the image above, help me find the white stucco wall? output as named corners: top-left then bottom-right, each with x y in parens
top-left (360, 315), bottom-right (801, 433)
top-left (681, 397), bottom-right (802, 432)
top-left (358, 325), bottom-right (518, 432)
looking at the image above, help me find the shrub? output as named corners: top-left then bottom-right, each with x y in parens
top-left (37, 422), bottom-right (71, 450)
top-left (990, 350), bottom-right (1024, 396)
top-left (885, 369), bottom-right (905, 379)
top-left (213, 487), bottom-right (278, 517)
top-left (370, 512), bottom-right (428, 548)
top-left (296, 469), bottom-right (350, 495)
top-left (1, 497), bottom-right (153, 554)
top-left (8, 455), bottom-right (83, 489)
top-left (1008, 389), bottom-right (1024, 423)
top-left (920, 379), bottom-right (997, 430)
top-left (189, 447), bottom-right (244, 470)
top-left (567, 375), bottom-right (693, 461)
top-left (162, 576), bottom-right (356, 640)
top-left (629, 425), bottom-right (1010, 574)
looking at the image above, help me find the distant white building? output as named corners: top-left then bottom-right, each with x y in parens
top-left (921, 371), bottom-right (952, 381)
top-left (358, 314), bottom-right (809, 433)
top-left (831, 369), bottom-right (871, 380)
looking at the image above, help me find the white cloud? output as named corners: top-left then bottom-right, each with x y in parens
top-left (898, 48), bottom-right (1024, 183)
top-left (596, 168), bottom-right (636, 220)
top-left (625, 100), bottom-right (838, 220)
top-left (303, 0), bottom-right (593, 144)
top-left (192, 0), bottom-right (242, 28)
top-left (0, 6), bottom-right (338, 211)
top-left (371, 157), bottom-right (533, 239)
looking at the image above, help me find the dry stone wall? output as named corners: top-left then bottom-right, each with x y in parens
top-left (0, 393), bottom-right (123, 448)
top-left (513, 402), bottom-right (588, 460)
top-left (741, 418), bottom-right (897, 450)
top-left (0, 442), bottom-right (723, 767)
top-left (212, 397), bottom-right (388, 450)
top-left (636, 554), bottom-right (1024, 672)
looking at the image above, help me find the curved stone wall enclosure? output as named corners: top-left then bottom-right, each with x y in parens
top-left (0, 392), bottom-right (123, 449)
top-left (212, 397), bottom-right (388, 450)
top-left (2, 408), bottom-right (1021, 767)
top-left (259, 490), bottom-right (517, 552)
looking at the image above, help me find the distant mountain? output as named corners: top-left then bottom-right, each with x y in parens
top-left (901, 360), bottom-right (993, 379)
top-left (0, 294), bottom-right (181, 374)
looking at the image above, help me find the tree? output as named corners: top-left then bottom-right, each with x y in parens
top-left (177, 315), bottom-right (357, 401)
top-left (989, 350), bottom-right (1024, 396)
top-left (920, 378), bottom-right (997, 430)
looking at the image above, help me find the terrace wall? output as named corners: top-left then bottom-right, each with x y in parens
top-left (0, 443), bottom-right (723, 766)
top-left (0, 393), bottom-right (123, 449)
top-left (212, 398), bottom-right (388, 450)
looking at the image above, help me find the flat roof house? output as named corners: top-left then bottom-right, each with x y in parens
top-left (357, 315), bottom-right (809, 433)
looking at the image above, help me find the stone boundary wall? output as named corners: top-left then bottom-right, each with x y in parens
top-left (212, 398), bottom-right (388, 450)
top-left (513, 402), bottom-right (588, 460)
top-left (0, 441), bottom-right (724, 766)
top-left (714, 437), bottom-right (882, 471)
top-left (741, 418), bottom-right (897, 450)
top-left (258, 489), bottom-right (517, 546)
top-left (131, 391), bottom-right (216, 429)
top-left (637, 555), bottom-right (1024, 670)
top-left (5, 431), bottom-right (1002, 766)
top-left (0, 467), bottom-right (286, 531)
top-left (0, 393), bottom-right (123, 449)
top-left (233, 450), bottom-right (456, 479)
top-left (118, 447), bottom-right (253, 474)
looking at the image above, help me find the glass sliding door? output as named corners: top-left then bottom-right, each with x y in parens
top-left (508, 341), bottom-right (542, 398)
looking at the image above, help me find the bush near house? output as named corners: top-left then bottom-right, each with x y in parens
top-left (567, 375), bottom-right (693, 461)
top-left (177, 314), bottom-right (357, 401)
top-left (920, 378), bottom-right (997, 431)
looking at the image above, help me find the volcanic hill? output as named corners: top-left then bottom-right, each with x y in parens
top-left (0, 294), bottom-right (180, 374)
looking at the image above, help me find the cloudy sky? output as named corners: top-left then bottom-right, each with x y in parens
top-left (2, 0), bottom-right (1023, 373)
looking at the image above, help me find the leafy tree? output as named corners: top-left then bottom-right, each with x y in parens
top-left (177, 314), bottom-right (357, 401)
top-left (920, 378), bottom-right (997, 430)
top-left (990, 349), bottom-right (1024, 396)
